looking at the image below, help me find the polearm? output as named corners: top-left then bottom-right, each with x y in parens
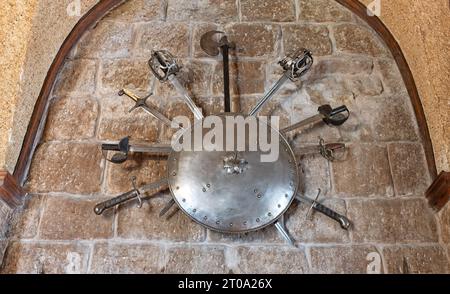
top-left (199, 31), bottom-right (235, 113)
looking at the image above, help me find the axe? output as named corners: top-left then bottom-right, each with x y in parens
top-left (200, 31), bottom-right (235, 113)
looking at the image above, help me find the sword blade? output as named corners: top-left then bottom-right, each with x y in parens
top-left (249, 73), bottom-right (290, 116)
top-left (281, 113), bottom-right (324, 134)
top-left (129, 144), bottom-right (173, 155)
top-left (137, 178), bottom-right (169, 195)
top-left (139, 104), bottom-right (178, 128)
top-left (168, 75), bottom-right (204, 120)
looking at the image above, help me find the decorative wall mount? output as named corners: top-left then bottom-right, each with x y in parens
top-left (95, 32), bottom-right (352, 245)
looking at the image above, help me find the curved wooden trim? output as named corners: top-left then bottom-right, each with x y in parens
top-left (12, 0), bottom-right (125, 186)
top-left (335, 0), bottom-right (437, 179)
top-left (11, 0), bottom-right (438, 190)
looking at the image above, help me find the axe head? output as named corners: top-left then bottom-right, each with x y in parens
top-left (200, 30), bottom-right (228, 56)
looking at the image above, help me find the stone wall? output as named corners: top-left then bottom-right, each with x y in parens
top-left (0, 200), bottom-right (13, 266)
top-left (1, 0), bottom-right (448, 274)
top-left (0, 0), bottom-right (448, 179)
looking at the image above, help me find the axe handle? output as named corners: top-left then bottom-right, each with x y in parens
top-left (221, 44), bottom-right (231, 112)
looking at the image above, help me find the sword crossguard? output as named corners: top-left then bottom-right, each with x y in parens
top-left (149, 50), bottom-right (181, 82)
top-left (101, 137), bottom-right (130, 164)
top-left (131, 176), bottom-right (143, 209)
top-left (305, 189), bottom-right (321, 220)
top-left (279, 48), bottom-right (314, 81)
top-left (318, 138), bottom-right (346, 162)
top-left (118, 89), bottom-right (154, 113)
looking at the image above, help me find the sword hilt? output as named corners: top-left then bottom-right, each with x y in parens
top-left (101, 137), bottom-right (130, 164)
top-left (312, 201), bottom-right (351, 230)
top-left (149, 50), bottom-right (181, 82)
top-left (319, 104), bottom-right (350, 126)
top-left (279, 48), bottom-right (313, 81)
top-left (94, 177), bottom-right (142, 215)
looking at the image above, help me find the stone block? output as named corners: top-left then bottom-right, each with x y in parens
top-left (361, 96), bottom-right (419, 141)
top-left (377, 58), bottom-right (406, 94)
top-left (1, 242), bottom-right (89, 274)
top-left (298, 0), bottom-right (352, 22)
top-left (53, 59), bottom-right (97, 95)
top-left (388, 143), bottom-right (430, 196)
top-left (331, 144), bottom-right (393, 197)
top-left (89, 242), bottom-right (164, 274)
top-left (438, 204), bottom-right (450, 243)
top-left (39, 197), bottom-right (113, 240)
top-left (225, 23), bottom-right (279, 57)
top-left (308, 57), bottom-right (374, 79)
top-left (241, 0), bottom-right (296, 22)
top-left (164, 245), bottom-right (227, 274)
top-left (117, 194), bottom-right (206, 242)
top-left (100, 59), bottom-right (152, 94)
top-left (9, 195), bottom-right (43, 239)
top-left (334, 24), bottom-right (386, 56)
top-left (135, 22), bottom-right (190, 58)
top-left (207, 225), bottom-right (283, 244)
top-left (296, 152), bottom-right (332, 198)
top-left (104, 0), bottom-right (162, 22)
top-left (75, 21), bottom-right (133, 59)
top-left (235, 246), bottom-right (309, 274)
top-left (383, 245), bottom-right (449, 274)
top-left (347, 198), bottom-right (438, 243)
top-left (283, 25), bottom-right (332, 56)
top-left (310, 245), bottom-right (382, 274)
top-left (105, 153), bottom-right (167, 195)
top-left (28, 143), bottom-right (103, 194)
top-left (43, 96), bottom-right (98, 141)
top-left (166, 0), bottom-right (238, 23)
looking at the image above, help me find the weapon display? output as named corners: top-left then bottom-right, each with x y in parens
top-left (96, 39), bottom-right (354, 246)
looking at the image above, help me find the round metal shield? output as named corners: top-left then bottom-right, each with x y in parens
top-left (167, 114), bottom-right (299, 233)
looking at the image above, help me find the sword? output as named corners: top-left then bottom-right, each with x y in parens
top-left (149, 50), bottom-right (204, 120)
top-left (294, 139), bottom-right (346, 162)
top-left (118, 88), bottom-right (182, 129)
top-left (94, 177), bottom-right (168, 215)
top-left (295, 194), bottom-right (351, 230)
top-left (281, 104), bottom-right (350, 134)
top-left (249, 49), bottom-right (313, 116)
top-left (102, 137), bottom-right (172, 164)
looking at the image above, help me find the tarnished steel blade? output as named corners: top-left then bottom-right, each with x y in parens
top-left (274, 215), bottom-right (295, 246)
top-left (200, 30), bottom-right (225, 56)
top-left (159, 198), bottom-right (176, 217)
